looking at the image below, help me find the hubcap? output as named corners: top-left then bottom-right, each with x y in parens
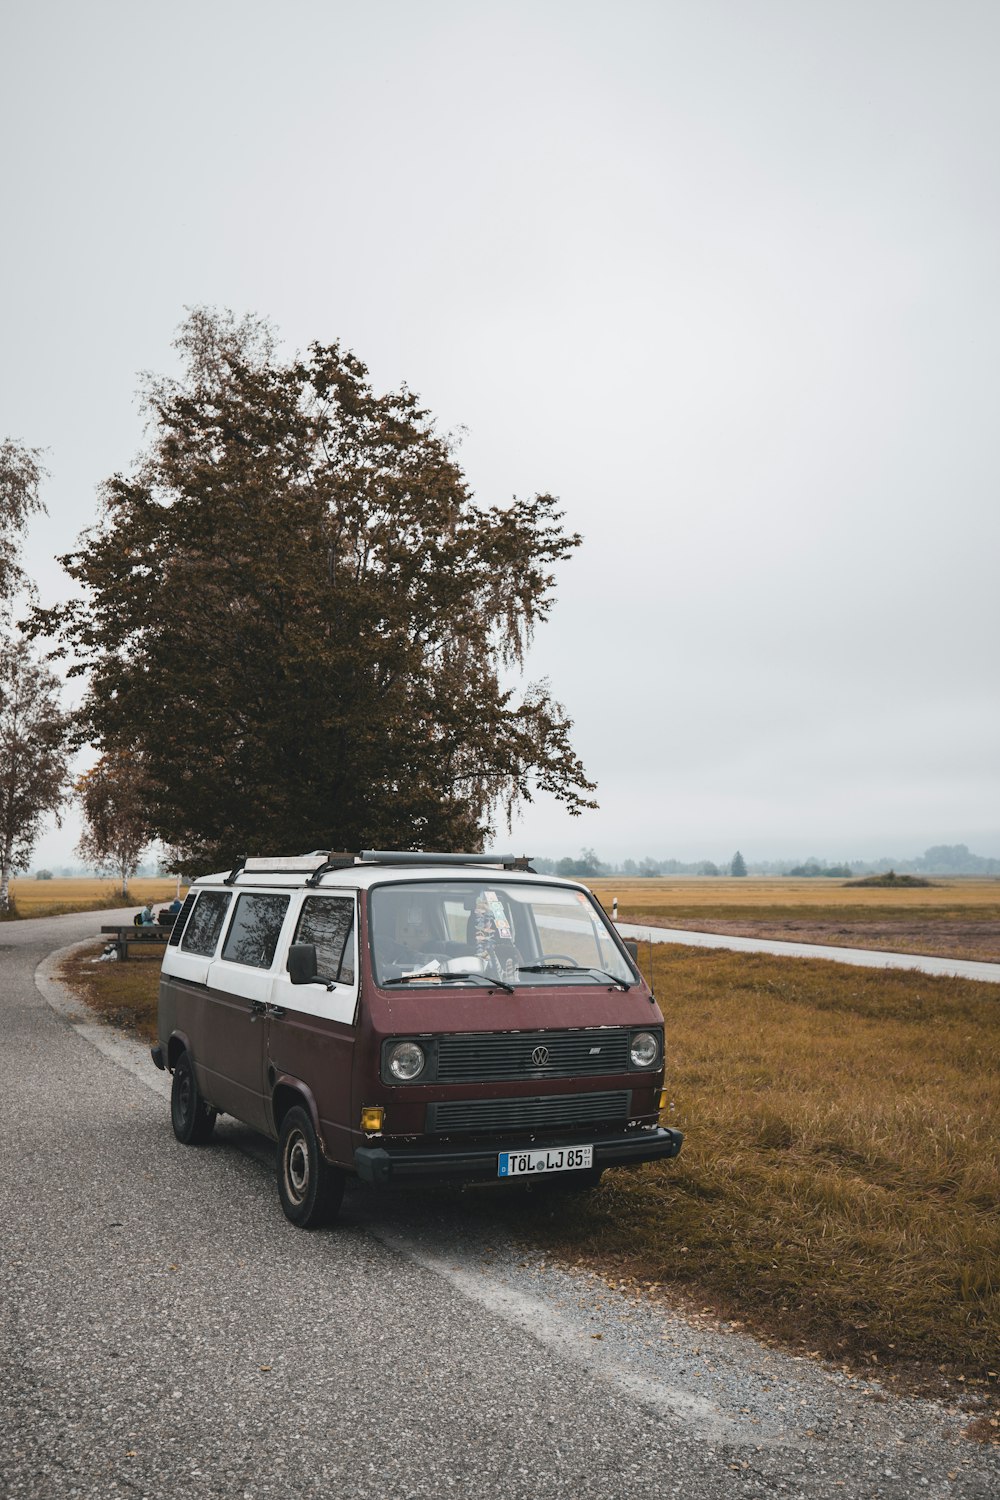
top-left (286, 1131), bottom-right (309, 1202)
top-left (177, 1071), bottom-right (192, 1119)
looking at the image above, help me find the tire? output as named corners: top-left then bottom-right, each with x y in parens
top-left (277, 1105), bottom-right (345, 1228)
top-left (170, 1051), bottom-right (217, 1145)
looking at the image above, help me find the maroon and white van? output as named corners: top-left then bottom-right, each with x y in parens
top-left (152, 851), bottom-right (683, 1227)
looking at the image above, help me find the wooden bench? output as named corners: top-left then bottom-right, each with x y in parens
top-left (100, 924), bottom-right (174, 961)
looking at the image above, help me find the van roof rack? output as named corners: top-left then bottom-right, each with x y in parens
top-left (225, 852), bottom-right (356, 885)
top-left (223, 850), bottom-right (536, 884)
top-left (305, 852), bottom-right (358, 886)
top-left (359, 850), bottom-right (535, 872)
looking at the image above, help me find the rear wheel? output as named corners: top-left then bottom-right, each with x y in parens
top-left (277, 1105), bottom-right (345, 1228)
top-left (170, 1051), bottom-right (217, 1145)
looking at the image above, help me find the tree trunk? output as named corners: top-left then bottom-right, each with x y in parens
top-left (0, 851), bottom-right (11, 914)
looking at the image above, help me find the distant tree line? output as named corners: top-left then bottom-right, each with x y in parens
top-left (532, 845), bottom-right (1000, 878)
top-left (533, 851), bottom-right (737, 877)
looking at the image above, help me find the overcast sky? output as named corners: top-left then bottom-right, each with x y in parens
top-left (3, 0), bottom-right (998, 867)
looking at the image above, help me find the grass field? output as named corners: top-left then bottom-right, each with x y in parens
top-left (589, 877), bottom-right (1000, 963)
top-left (60, 935), bottom-right (1000, 1416)
top-left (589, 875), bottom-right (1000, 909)
top-left (4, 876), bottom-right (186, 920)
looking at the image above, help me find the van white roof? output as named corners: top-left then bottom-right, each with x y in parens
top-left (192, 852), bottom-right (585, 894)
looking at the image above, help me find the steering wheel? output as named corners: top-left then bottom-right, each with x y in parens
top-left (539, 954), bottom-right (582, 966)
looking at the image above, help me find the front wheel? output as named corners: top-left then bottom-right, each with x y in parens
top-left (277, 1106), bottom-right (345, 1228)
top-left (170, 1051), bottom-right (217, 1145)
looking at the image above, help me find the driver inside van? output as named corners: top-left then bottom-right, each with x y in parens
top-left (371, 887), bottom-right (524, 983)
top-left (374, 897), bottom-right (447, 973)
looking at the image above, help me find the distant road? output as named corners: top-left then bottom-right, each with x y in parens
top-left (616, 922), bottom-right (1000, 985)
top-left (0, 904), bottom-right (138, 948)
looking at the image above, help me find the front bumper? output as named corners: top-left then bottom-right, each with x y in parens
top-left (354, 1125), bottom-right (683, 1185)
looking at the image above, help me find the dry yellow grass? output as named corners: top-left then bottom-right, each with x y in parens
top-left (589, 875), bottom-right (1000, 911)
top-left (61, 942), bottom-right (163, 1036)
top-left (7, 876), bottom-right (186, 919)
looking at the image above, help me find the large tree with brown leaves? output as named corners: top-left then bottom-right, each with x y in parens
top-left (33, 310), bottom-right (595, 873)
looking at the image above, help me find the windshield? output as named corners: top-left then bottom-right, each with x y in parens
top-left (369, 880), bottom-right (636, 989)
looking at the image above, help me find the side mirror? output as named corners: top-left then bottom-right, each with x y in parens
top-left (623, 938), bottom-right (639, 962)
top-left (288, 943), bottom-right (318, 985)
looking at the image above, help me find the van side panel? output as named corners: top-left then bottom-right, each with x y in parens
top-left (158, 975), bottom-right (206, 1070)
top-left (197, 981), bottom-right (269, 1132)
top-left (266, 1011), bottom-right (356, 1166)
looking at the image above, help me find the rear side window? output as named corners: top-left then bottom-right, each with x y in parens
top-left (181, 891), bottom-right (232, 957)
top-left (292, 896), bottom-right (355, 984)
top-left (222, 893), bottom-right (290, 969)
top-left (167, 891), bottom-right (197, 947)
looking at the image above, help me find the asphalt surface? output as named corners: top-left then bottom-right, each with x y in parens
top-left (1, 911), bottom-right (998, 1500)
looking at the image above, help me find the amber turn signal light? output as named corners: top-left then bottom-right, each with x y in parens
top-left (360, 1106), bottom-right (385, 1133)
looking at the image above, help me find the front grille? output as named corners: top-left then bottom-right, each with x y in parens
top-left (436, 1029), bottom-right (630, 1083)
top-left (426, 1090), bottom-right (631, 1136)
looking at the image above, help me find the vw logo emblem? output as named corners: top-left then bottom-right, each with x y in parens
top-left (531, 1045), bottom-right (550, 1066)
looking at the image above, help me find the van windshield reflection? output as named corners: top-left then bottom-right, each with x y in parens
top-left (369, 881), bottom-right (635, 990)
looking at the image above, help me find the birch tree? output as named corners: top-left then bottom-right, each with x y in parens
top-left (0, 438), bottom-right (46, 602)
top-left (75, 753), bottom-right (152, 898)
top-left (0, 438), bottom-right (71, 911)
top-left (0, 637), bottom-right (72, 911)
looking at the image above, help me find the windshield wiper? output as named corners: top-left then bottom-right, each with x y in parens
top-left (383, 971), bottom-right (515, 995)
top-left (518, 964), bottom-right (631, 991)
top-left (446, 970), bottom-right (516, 994)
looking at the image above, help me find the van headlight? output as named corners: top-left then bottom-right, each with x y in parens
top-left (386, 1041), bottom-right (426, 1081)
top-left (629, 1031), bottom-right (660, 1068)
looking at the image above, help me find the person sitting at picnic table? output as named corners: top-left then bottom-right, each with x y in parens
top-left (133, 903), bottom-right (156, 926)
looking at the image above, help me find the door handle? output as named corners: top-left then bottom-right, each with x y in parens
top-left (266, 1004), bottom-right (286, 1019)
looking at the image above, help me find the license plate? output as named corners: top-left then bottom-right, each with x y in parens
top-left (498, 1145), bottom-right (593, 1177)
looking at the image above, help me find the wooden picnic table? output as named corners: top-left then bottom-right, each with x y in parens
top-left (100, 924), bottom-right (174, 961)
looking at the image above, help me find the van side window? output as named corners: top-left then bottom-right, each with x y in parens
top-left (167, 891), bottom-right (198, 947)
top-left (181, 891), bottom-right (233, 957)
top-left (293, 896), bottom-right (355, 984)
top-left (222, 893), bottom-right (290, 969)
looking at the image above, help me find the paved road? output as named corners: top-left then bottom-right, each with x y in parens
top-left (616, 923), bottom-right (1000, 985)
top-left (1, 912), bottom-right (998, 1499)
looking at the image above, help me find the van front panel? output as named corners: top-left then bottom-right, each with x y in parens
top-left (348, 890), bottom-right (668, 1171)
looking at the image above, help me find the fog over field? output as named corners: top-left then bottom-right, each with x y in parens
top-left (3, 1), bottom-right (997, 868)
